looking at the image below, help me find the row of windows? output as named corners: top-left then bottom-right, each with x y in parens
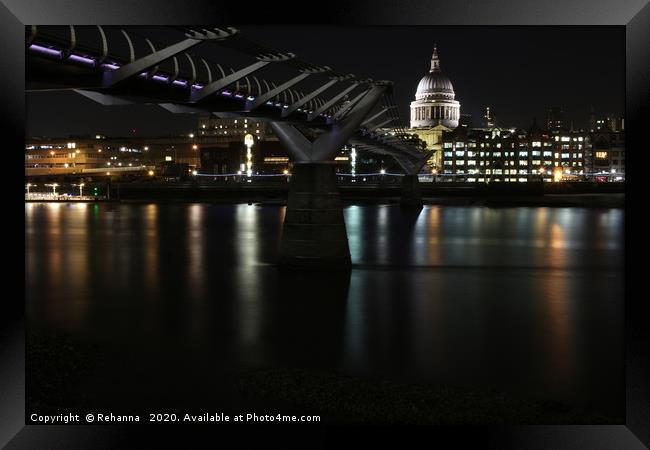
top-left (443, 151), bottom-right (582, 159)
top-left (441, 169), bottom-right (586, 175)
top-left (444, 160), bottom-right (583, 167)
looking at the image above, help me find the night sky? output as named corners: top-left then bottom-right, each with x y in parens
top-left (26, 26), bottom-right (625, 137)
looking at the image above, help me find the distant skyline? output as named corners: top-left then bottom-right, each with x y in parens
top-left (26, 26), bottom-right (625, 137)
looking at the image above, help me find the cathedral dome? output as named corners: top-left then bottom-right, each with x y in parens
top-left (416, 72), bottom-right (454, 97)
top-left (410, 44), bottom-right (461, 129)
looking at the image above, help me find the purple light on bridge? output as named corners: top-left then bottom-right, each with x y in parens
top-left (29, 44), bottom-right (62, 58)
top-left (68, 54), bottom-right (96, 65)
top-left (101, 63), bottom-right (120, 70)
top-left (234, 93), bottom-right (245, 99)
top-left (221, 90), bottom-right (233, 96)
top-left (172, 79), bottom-right (188, 87)
top-left (192, 83), bottom-right (204, 89)
top-left (152, 74), bottom-right (169, 82)
top-left (247, 96), bottom-right (255, 101)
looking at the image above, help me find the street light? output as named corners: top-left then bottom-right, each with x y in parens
top-left (244, 134), bottom-right (254, 178)
top-left (380, 168), bottom-right (386, 175)
top-left (45, 183), bottom-right (58, 195)
top-left (72, 182), bottom-right (85, 197)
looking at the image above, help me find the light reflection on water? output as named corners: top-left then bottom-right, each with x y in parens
top-left (26, 202), bottom-right (624, 415)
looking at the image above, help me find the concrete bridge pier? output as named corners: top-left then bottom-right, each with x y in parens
top-left (400, 174), bottom-right (423, 208)
top-left (279, 162), bottom-right (350, 267)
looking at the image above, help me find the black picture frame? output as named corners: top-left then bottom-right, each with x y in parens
top-left (4, 0), bottom-right (649, 447)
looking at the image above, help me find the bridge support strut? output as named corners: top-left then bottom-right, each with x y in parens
top-left (272, 83), bottom-right (390, 267)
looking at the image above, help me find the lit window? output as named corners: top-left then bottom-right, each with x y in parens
top-left (532, 141), bottom-right (541, 147)
top-left (596, 151), bottom-right (608, 159)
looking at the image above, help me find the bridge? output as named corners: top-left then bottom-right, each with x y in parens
top-left (26, 25), bottom-right (432, 267)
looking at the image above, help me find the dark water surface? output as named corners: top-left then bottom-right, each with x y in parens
top-left (25, 202), bottom-right (624, 419)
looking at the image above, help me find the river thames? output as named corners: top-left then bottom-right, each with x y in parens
top-left (25, 202), bottom-right (624, 422)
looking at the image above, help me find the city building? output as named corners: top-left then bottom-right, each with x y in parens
top-left (547, 106), bottom-right (567, 131)
top-left (439, 119), bottom-right (590, 182)
top-left (25, 136), bottom-right (151, 176)
top-left (589, 130), bottom-right (625, 181)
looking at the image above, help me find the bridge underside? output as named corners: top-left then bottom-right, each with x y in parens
top-left (26, 26), bottom-right (432, 268)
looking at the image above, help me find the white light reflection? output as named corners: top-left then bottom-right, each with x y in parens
top-left (235, 204), bottom-right (262, 346)
top-left (344, 205), bottom-right (363, 263)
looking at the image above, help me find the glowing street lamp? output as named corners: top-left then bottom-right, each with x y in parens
top-left (26, 183), bottom-right (34, 195)
top-left (45, 183), bottom-right (58, 195)
top-left (380, 168), bottom-right (386, 175)
top-left (72, 183), bottom-right (85, 197)
top-left (192, 144), bottom-right (198, 150)
top-left (283, 169), bottom-right (289, 176)
top-left (244, 133), bottom-right (254, 178)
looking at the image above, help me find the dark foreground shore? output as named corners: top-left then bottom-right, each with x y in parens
top-left (27, 331), bottom-right (621, 425)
